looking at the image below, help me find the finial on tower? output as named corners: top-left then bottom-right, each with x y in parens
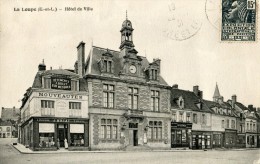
top-left (126, 10), bottom-right (128, 20)
top-left (42, 59), bottom-right (45, 65)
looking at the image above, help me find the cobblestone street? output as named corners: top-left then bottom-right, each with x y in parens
top-left (1, 138), bottom-right (259, 164)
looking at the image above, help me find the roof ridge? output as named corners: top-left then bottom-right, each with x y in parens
top-left (92, 46), bottom-right (120, 53)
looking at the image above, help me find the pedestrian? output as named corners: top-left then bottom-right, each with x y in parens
top-left (57, 138), bottom-right (60, 149)
top-left (64, 138), bottom-right (68, 149)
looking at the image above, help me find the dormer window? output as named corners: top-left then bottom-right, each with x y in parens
top-left (178, 97), bottom-right (184, 109)
top-left (151, 69), bottom-right (158, 80)
top-left (98, 50), bottom-right (114, 74)
top-left (43, 77), bottom-right (51, 89)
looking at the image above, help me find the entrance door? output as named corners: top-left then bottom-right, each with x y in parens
top-left (58, 124), bottom-right (68, 147)
top-left (133, 130), bottom-right (138, 146)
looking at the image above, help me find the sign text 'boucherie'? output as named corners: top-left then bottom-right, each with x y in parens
top-left (51, 75), bottom-right (71, 90)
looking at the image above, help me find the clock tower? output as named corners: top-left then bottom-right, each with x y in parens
top-left (119, 12), bottom-right (135, 56)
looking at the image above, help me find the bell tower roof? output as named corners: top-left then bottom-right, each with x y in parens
top-left (213, 83), bottom-right (221, 101)
top-left (119, 11), bottom-right (135, 50)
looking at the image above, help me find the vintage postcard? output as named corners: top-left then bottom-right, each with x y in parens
top-left (0, 0), bottom-right (260, 164)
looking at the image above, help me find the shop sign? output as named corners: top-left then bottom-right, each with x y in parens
top-left (35, 118), bottom-right (86, 123)
top-left (171, 122), bottom-right (192, 129)
top-left (38, 92), bottom-right (83, 100)
top-left (51, 75), bottom-right (71, 90)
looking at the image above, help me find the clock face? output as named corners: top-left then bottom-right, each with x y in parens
top-left (129, 65), bottom-right (137, 74)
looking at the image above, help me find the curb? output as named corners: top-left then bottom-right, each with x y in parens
top-left (10, 144), bottom-right (259, 154)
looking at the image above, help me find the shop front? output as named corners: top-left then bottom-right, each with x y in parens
top-left (212, 132), bottom-right (223, 148)
top-left (191, 131), bottom-right (212, 149)
top-left (21, 117), bottom-right (89, 151)
top-left (224, 129), bottom-right (237, 148)
top-left (246, 133), bottom-right (257, 148)
top-left (171, 122), bottom-right (192, 148)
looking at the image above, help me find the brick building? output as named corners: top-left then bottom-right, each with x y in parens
top-left (82, 17), bottom-right (171, 150)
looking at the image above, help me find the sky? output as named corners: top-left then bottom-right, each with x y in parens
top-left (0, 0), bottom-right (260, 112)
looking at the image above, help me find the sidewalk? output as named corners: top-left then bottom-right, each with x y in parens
top-left (11, 143), bottom-right (258, 154)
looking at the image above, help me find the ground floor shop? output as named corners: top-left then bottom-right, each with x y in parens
top-left (212, 132), bottom-right (224, 148)
top-left (224, 129), bottom-right (237, 148)
top-left (88, 111), bottom-right (171, 150)
top-left (191, 131), bottom-right (212, 149)
top-left (246, 133), bottom-right (257, 148)
top-left (20, 117), bottom-right (89, 151)
top-left (236, 133), bottom-right (246, 148)
top-left (170, 122), bottom-right (192, 148)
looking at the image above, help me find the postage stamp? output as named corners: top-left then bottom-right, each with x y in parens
top-left (221, 0), bottom-right (256, 41)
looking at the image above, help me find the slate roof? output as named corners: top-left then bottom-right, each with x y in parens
top-left (85, 46), bottom-right (168, 85)
top-left (32, 69), bottom-right (80, 89)
top-left (203, 99), bottom-right (237, 117)
top-left (0, 121), bottom-right (13, 126)
top-left (1, 108), bottom-right (20, 121)
top-left (171, 88), bottom-right (212, 113)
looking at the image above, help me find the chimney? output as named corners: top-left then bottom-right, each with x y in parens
top-left (248, 105), bottom-right (253, 111)
top-left (231, 95), bottom-right (237, 107)
top-left (38, 59), bottom-right (46, 71)
top-left (198, 91), bottom-right (203, 99)
top-left (77, 41), bottom-right (85, 77)
top-left (193, 86), bottom-right (199, 96)
top-left (257, 107), bottom-right (260, 113)
top-left (172, 84), bottom-right (178, 89)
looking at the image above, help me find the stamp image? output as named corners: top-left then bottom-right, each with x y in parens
top-left (221, 0), bottom-right (256, 41)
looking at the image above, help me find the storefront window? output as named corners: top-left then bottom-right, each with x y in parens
top-left (39, 123), bottom-right (55, 148)
top-left (70, 124), bottom-right (84, 146)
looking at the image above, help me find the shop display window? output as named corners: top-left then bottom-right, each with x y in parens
top-left (70, 133), bottom-right (84, 146)
top-left (39, 133), bottom-right (55, 148)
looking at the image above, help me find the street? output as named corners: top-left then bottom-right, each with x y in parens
top-left (0, 138), bottom-right (260, 164)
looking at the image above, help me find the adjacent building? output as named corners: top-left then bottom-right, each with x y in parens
top-left (0, 121), bottom-right (14, 138)
top-left (20, 61), bottom-right (88, 150)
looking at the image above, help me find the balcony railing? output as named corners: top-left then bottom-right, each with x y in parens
top-left (41, 108), bottom-right (55, 116)
top-left (69, 109), bottom-right (81, 117)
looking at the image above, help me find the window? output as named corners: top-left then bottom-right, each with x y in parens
top-left (250, 123), bottom-right (252, 131)
top-left (39, 123), bottom-right (55, 148)
top-left (100, 119), bottom-right (118, 139)
top-left (70, 124), bottom-right (84, 146)
top-left (202, 114), bottom-right (206, 124)
top-left (71, 80), bottom-right (78, 91)
top-left (221, 120), bottom-right (225, 128)
top-left (151, 90), bottom-right (159, 111)
top-left (186, 113), bottom-right (190, 122)
top-left (0, 127), bottom-right (2, 132)
top-left (41, 100), bottom-right (55, 116)
top-left (148, 121), bottom-right (163, 141)
top-left (69, 102), bottom-right (81, 109)
top-left (193, 113), bottom-right (197, 123)
top-left (172, 112), bottom-right (176, 121)
top-left (253, 124), bottom-right (255, 131)
top-left (227, 119), bottom-right (230, 128)
top-left (103, 84), bottom-right (114, 108)
top-left (247, 123), bottom-right (249, 131)
top-left (104, 60), bottom-right (112, 73)
top-left (69, 102), bottom-right (81, 117)
top-left (231, 120), bottom-right (235, 129)
top-left (128, 87), bottom-right (138, 109)
top-left (179, 112), bottom-right (184, 122)
top-left (6, 127), bottom-right (10, 132)
top-left (151, 69), bottom-right (158, 80)
top-left (43, 78), bottom-right (51, 89)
